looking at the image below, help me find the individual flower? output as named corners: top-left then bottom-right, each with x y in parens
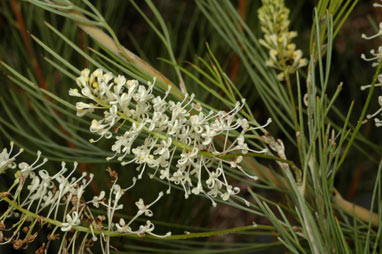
top-left (367, 96), bottom-right (382, 127)
top-left (61, 211), bottom-right (81, 232)
top-left (0, 141), bottom-right (23, 174)
top-left (361, 46), bottom-right (382, 67)
top-left (90, 191), bottom-right (105, 208)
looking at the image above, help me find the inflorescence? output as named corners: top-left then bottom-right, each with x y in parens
top-left (258, 0), bottom-right (308, 81)
top-left (361, 0), bottom-right (382, 126)
top-left (70, 69), bottom-right (271, 206)
top-left (0, 143), bottom-right (170, 252)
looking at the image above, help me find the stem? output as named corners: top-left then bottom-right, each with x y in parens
top-left (283, 71), bottom-right (303, 183)
top-left (333, 190), bottom-right (380, 227)
top-left (0, 196), bottom-right (273, 240)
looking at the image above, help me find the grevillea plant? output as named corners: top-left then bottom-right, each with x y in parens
top-left (1, 0), bottom-right (382, 253)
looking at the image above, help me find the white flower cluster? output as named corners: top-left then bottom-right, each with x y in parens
top-left (70, 69), bottom-right (270, 206)
top-left (0, 144), bottom-right (169, 251)
top-left (361, 0), bottom-right (382, 68)
top-left (258, 0), bottom-right (308, 81)
top-left (361, 1), bottom-right (382, 126)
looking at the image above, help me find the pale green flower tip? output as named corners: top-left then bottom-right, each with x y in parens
top-left (258, 0), bottom-right (306, 75)
top-left (277, 72), bottom-right (285, 81)
top-left (375, 119), bottom-right (382, 127)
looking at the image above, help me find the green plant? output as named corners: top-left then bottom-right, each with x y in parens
top-left (0, 0), bottom-right (381, 253)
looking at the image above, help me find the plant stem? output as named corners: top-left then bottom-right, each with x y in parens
top-left (0, 196), bottom-right (274, 240)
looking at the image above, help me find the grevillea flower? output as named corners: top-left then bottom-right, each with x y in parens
top-left (70, 69), bottom-right (271, 206)
top-left (258, 0), bottom-right (308, 81)
top-left (0, 144), bottom-right (170, 248)
top-left (361, 0), bottom-right (382, 126)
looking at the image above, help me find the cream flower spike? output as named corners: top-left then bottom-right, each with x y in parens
top-left (361, 1), bottom-right (382, 67)
top-left (70, 69), bottom-right (272, 205)
top-left (361, 1), bottom-right (382, 127)
top-left (258, 0), bottom-right (308, 81)
top-left (0, 144), bottom-right (170, 248)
